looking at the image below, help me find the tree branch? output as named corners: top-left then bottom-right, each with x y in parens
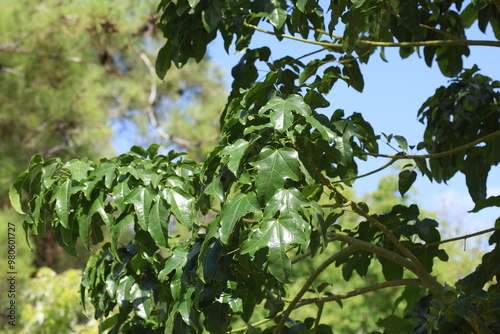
top-left (360, 130), bottom-right (500, 160)
top-left (231, 278), bottom-right (422, 333)
top-left (138, 52), bottom-right (195, 150)
top-left (273, 245), bottom-right (359, 333)
top-left (243, 22), bottom-right (500, 50)
top-left (328, 232), bottom-right (417, 273)
top-left (296, 279), bottom-right (422, 308)
top-left (313, 302), bottom-right (324, 334)
top-left (413, 227), bottom-right (500, 249)
top-left (332, 158), bottom-right (396, 184)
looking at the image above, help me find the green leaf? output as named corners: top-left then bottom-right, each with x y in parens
top-left (202, 2), bottom-right (222, 32)
top-left (334, 131), bottom-right (353, 165)
top-left (164, 187), bottom-right (195, 229)
top-left (379, 257), bottom-right (404, 281)
top-left (124, 187), bottom-right (155, 231)
top-left (259, 94), bottom-right (312, 132)
top-left (221, 139), bottom-right (250, 175)
top-left (111, 214), bottom-right (134, 250)
top-left (398, 170), bottom-right (417, 196)
top-left (54, 179), bottom-right (72, 228)
top-left (462, 155), bottom-right (490, 202)
top-left (394, 135), bottom-right (408, 152)
top-left (148, 199), bottom-right (169, 248)
top-left (264, 188), bottom-right (310, 217)
top-left (130, 282), bottom-right (152, 319)
top-left (219, 192), bottom-right (260, 244)
top-left (342, 10), bottom-right (366, 54)
top-left (377, 315), bottom-right (414, 334)
top-left (470, 195), bottom-right (500, 213)
top-left (90, 194), bottom-right (112, 226)
top-left (351, 0), bottom-right (366, 8)
top-left (64, 158), bottom-right (91, 182)
top-left (263, 0), bottom-right (287, 29)
top-left (241, 215), bottom-right (308, 282)
top-left (341, 56), bottom-right (364, 92)
top-left (130, 145), bottom-right (148, 158)
top-left (204, 177), bottom-right (224, 202)
top-left (251, 147), bottom-right (301, 202)
top-left (158, 247), bottom-right (188, 281)
top-left (85, 160), bottom-right (116, 197)
top-left (398, 0), bottom-right (421, 35)
top-left (155, 44), bottom-right (174, 79)
top-left (188, 0), bottom-right (200, 8)
top-left (76, 200), bottom-right (92, 250)
top-left (9, 172), bottom-right (27, 214)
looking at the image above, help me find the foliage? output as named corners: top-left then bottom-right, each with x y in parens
top-left (10, 0), bottom-right (500, 333)
top-left (0, 0), bottom-right (225, 206)
top-left (1, 267), bottom-right (97, 334)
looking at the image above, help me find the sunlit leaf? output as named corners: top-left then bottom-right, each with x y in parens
top-left (219, 192), bottom-right (260, 244)
top-left (251, 147), bottom-right (301, 201)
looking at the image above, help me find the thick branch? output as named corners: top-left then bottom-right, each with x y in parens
top-left (273, 245), bottom-right (359, 333)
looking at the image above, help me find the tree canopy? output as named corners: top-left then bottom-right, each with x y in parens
top-left (10, 0), bottom-right (500, 333)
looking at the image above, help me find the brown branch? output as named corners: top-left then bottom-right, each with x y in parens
top-left (328, 232), bottom-right (417, 273)
top-left (360, 130), bottom-right (500, 160)
top-left (297, 279), bottom-right (422, 307)
top-left (304, 155), bottom-right (444, 293)
top-left (243, 22), bottom-right (500, 49)
top-left (231, 278), bottom-right (422, 333)
top-left (332, 158), bottom-right (396, 184)
top-left (138, 52), bottom-right (194, 150)
top-left (313, 302), bottom-right (324, 334)
top-left (413, 227), bottom-right (500, 249)
top-left (273, 245), bottom-right (359, 333)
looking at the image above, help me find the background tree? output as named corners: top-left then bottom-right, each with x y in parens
top-left (1, 0), bottom-right (224, 331)
top-left (9, 0), bottom-right (500, 333)
top-left (0, 0), bottom-right (225, 268)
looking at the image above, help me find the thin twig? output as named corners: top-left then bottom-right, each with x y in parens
top-left (360, 130), bottom-right (500, 160)
top-left (313, 302), bottom-right (324, 334)
top-left (297, 279), bottom-right (422, 307)
top-left (413, 227), bottom-right (500, 249)
top-left (332, 158), bottom-right (396, 184)
top-left (138, 52), bottom-right (194, 149)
